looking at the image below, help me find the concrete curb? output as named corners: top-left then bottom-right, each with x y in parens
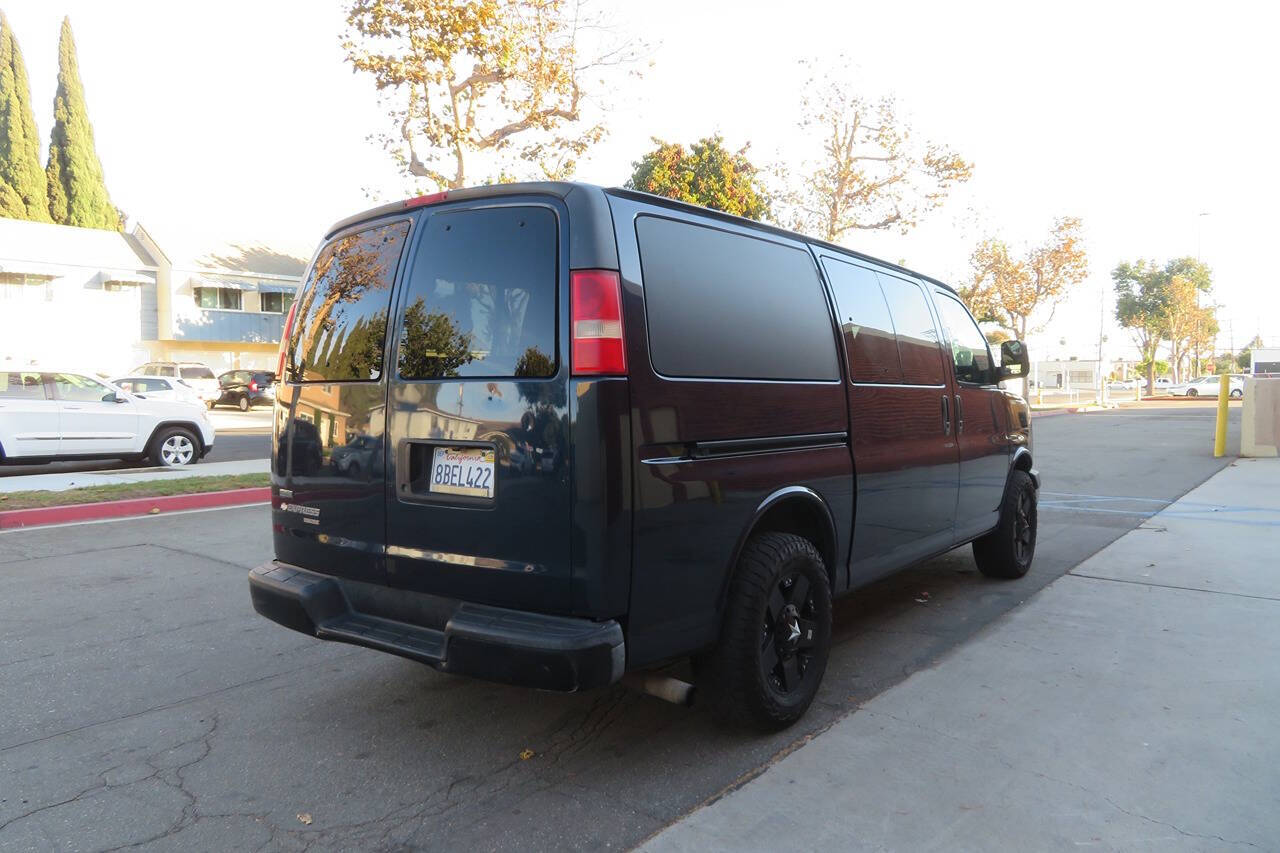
top-left (0, 487), bottom-right (270, 530)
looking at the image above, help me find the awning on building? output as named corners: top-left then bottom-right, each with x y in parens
top-left (0, 260), bottom-right (63, 278)
top-left (98, 269), bottom-right (154, 285)
top-left (256, 282), bottom-right (298, 293)
top-left (188, 273), bottom-right (253, 290)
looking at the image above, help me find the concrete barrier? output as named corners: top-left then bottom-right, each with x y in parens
top-left (1240, 377), bottom-right (1280, 457)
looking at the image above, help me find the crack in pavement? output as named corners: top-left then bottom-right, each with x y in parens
top-left (0, 647), bottom-right (364, 754)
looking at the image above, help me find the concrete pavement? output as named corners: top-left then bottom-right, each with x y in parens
top-left (642, 457), bottom-right (1280, 852)
top-left (0, 407), bottom-right (1246, 851)
top-left (0, 458), bottom-right (267, 493)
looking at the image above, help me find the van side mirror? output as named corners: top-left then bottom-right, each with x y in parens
top-left (996, 340), bottom-right (1030, 382)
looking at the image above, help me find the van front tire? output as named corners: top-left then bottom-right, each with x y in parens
top-left (972, 470), bottom-right (1037, 579)
top-left (697, 532), bottom-right (832, 731)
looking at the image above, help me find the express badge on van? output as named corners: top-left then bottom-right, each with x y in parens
top-left (429, 447), bottom-right (496, 499)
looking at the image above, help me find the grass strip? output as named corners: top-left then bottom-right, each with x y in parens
top-left (0, 473), bottom-right (270, 511)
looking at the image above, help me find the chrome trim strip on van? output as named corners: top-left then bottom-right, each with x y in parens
top-left (641, 431), bottom-right (849, 464)
top-left (849, 381), bottom-right (948, 390)
top-left (386, 545), bottom-right (546, 575)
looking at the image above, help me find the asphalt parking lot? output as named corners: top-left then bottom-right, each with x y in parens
top-left (0, 405), bottom-right (1241, 850)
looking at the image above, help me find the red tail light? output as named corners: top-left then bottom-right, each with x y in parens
top-left (571, 270), bottom-right (627, 376)
top-left (277, 301), bottom-right (298, 380)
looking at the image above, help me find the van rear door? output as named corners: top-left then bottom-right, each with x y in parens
top-left (383, 198), bottom-right (572, 613)
top-left (272, 217), bottom-right (412, 586)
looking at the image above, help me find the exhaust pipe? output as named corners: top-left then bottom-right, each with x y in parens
top-left (623, 673), bottom-right (696, 707)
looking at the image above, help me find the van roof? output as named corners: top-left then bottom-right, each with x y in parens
top-left (324, 181), bottom-right (957, 295)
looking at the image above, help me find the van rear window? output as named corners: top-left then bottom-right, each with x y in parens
top-left (396, 206), bottom-right (557, 380)
top-left (290, 220), bottom-right (409, 382)
top-left (636, 216), bottom-right (839, 381)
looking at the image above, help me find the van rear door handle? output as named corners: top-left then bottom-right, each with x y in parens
top-left (941, 395), bottom-right (951, 436)
top-left (955, 395), bottom-right (964, 435)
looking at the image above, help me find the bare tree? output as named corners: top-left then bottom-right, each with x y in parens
top-left (784, 60), bottom-right (973, 241)
top-left (343, 0), bottom-right (641, 189)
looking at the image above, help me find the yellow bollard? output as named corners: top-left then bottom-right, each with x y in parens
top-left (1213, 373), bottom-right (1230, 457)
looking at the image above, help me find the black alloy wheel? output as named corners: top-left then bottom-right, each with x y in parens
top-left (760, 571), bottom-right (820, 696)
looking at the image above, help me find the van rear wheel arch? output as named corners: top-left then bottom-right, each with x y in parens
top-left (722, 488), bottom-right (839, 607)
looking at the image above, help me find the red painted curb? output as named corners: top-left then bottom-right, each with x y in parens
top-left (0, 487), bottom-right (271, 530)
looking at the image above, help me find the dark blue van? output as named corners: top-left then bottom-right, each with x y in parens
top-left (249, 182), bottom-right (1037, 729)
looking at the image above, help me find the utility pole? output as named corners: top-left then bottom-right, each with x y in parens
top-left (1194, 212), bottom-right (1210, 377)
top-left (1097, 283), bottom-right (1107, 404)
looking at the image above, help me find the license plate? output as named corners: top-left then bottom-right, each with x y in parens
top-left (429, 447), bottom-right (495, 499)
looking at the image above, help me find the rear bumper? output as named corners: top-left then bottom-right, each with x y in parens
top-left (249, 561), bottom-right (625, 692)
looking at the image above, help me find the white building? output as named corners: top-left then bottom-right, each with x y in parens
top-left (0, 217), bottom-right (307, 376)
top-left (1252, 347), bottom-right (1280, 375)
top-left (0, 218), bottom-right (159, 375)
top-left (1032, 358), bottom-right (1104, 391)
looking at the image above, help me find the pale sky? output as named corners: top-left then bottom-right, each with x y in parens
top-left (6, 0), bottom-right (1278, 362)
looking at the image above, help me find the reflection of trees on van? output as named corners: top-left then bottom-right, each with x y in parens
top-left (514, 345), bottom-right (564, 407)
top-left (292, 223), bottom-right (407, 381)
top-left (312, 313), bottom-right (387, 381)
top-left (398, 297), bottom-right (476, 379)
top-left (463, 282), bottom-right (529, 368)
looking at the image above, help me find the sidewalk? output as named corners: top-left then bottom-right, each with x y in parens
top-left (643, 458), bottom-right (1280, 851)
top-left (0, 458), bottom-right (268, 493)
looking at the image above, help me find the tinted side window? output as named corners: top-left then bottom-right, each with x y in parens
top-left (637, 216), bottom-right (839, 381)
top-left (933, 291), bottom-right (993, 385)
top-left (878, 274), bottom-right (945, 385)
top-left (181, 366), bottom-right (215, 380)
top-left (822, 257), bottom-right (902, 383)
top-left (398, 206), bottom-right (557, 380)
top-left (291, 220), bottom-right (409, 382)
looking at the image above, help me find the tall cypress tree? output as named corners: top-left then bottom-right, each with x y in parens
top-left (45, 17), bottom-right (118, 230)
top-left (0, 10), bottom-right (51, 222)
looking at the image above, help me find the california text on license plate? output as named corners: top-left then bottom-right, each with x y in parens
top-left (429, 447), bottom-right (496, 499)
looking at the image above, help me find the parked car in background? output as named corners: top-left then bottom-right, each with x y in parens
top-left (1107, 378), bottom-right (1139, 391)
top-left (130, 361), bottom-right (221, 407)
top-left (112, 375), bottom-right (202, 404)
top-left (250, 181), bottom-right (1038, 730)
top-left (214, 370), bottom-right (276, 411)
top-left (0, 369), bottom-right (214, 467)
top-left (1167, 375), bottom-right (1244, 398)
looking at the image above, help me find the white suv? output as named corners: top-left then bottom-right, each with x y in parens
top-left (0, 369), bottom-right (216, 468)
top-left (130, 361), bottom-right (221, 407)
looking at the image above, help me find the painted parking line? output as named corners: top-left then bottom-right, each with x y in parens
top-left (1040, 491), bottom-right (1280, 526)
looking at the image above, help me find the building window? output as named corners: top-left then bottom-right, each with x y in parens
top-left (0, 273), bottom-right (53, 302)
top-left (1069, 369), bottom-right (1092, 385)
top-left (260, 291), bottom-right (294, 314)
top-left (195, 286), bottom-right (242, 310)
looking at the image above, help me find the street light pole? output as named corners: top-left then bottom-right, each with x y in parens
top-left (1194, 212), bottom-right (1210, 377)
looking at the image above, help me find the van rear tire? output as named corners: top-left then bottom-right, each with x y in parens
top-left (972, 470), bottom-right (1037, 579)
top-left (696, 532), bottom-right (832, 731)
